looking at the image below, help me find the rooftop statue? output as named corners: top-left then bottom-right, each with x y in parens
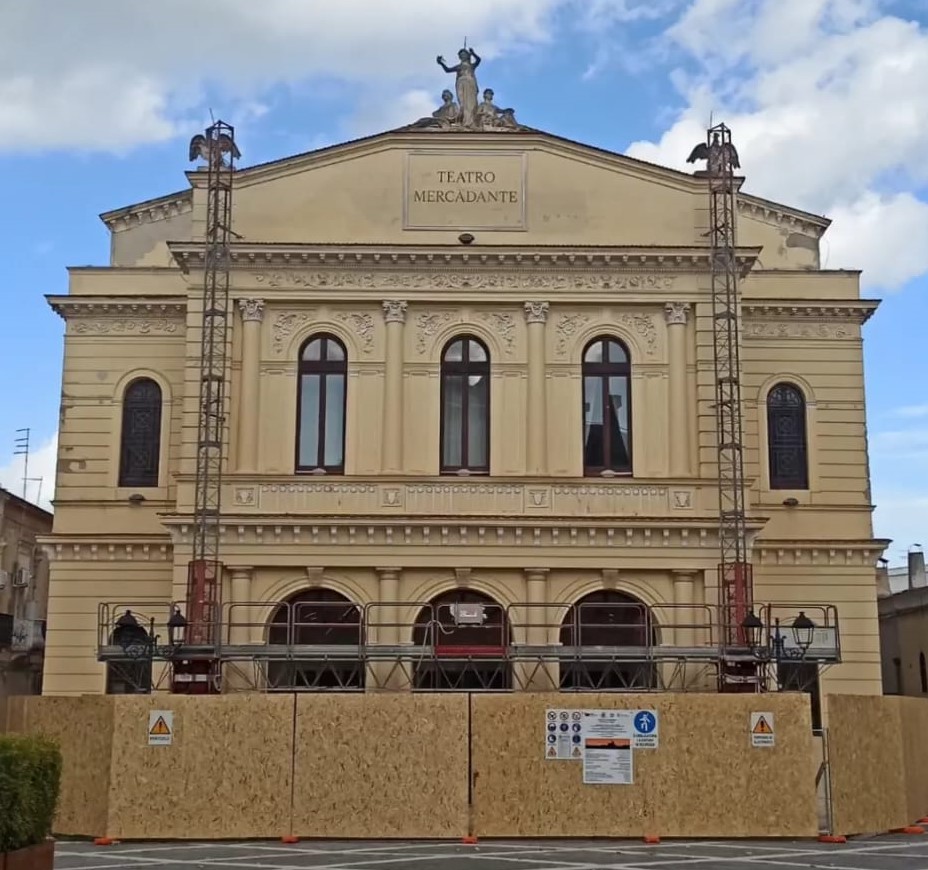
top-left (409, 46), bottom-right (527, 132)
top-left (188, 132), bottom-right (241, 169)
top-left (686, 131), bottom-right (740, 175)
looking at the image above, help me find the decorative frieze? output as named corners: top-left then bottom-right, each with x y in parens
top-left (745, 322), bottom-right (852, 340)
top-left (43, 540), bottom-right (172, 562)
top-left (71, 320), bottom-right (180, 336)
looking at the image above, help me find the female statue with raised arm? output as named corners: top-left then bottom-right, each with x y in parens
top-left (437, 47), bottom-right (481, 128)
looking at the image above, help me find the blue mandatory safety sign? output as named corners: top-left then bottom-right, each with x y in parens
top-left (633, 710), bottom-right (657, 735)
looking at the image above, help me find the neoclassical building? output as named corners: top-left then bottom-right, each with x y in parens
top-left (40, 68), bottom-right (887, 700)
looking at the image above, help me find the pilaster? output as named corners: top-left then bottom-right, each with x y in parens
top-left (381, 301), bottom-right (407, 473)
top-left (665, 302), bottom-right (691, 477)
top-left (523, 302), bottom-right (549, 475)
top-left (236, 299), bottom-right (265, 472)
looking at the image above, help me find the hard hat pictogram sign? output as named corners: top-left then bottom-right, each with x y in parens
top-left (148, 710), bottom-right (174, 746)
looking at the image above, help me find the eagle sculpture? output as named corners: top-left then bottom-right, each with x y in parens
top-left (686, 131), bottom-right (740, 175)
top-left (188, 132), bottom-right (241, 168)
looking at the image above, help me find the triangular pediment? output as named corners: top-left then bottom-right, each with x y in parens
top-left (101, 126), bottom-right (830, 271)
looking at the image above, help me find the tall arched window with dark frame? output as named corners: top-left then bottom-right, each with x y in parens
top-left (582, 337), bottom-right (632, 476)
top-left (440, 335), bottom-right (490, 474)
top-left (118, 378), bottom-right (163, 487)
top-left (766, 383), bottom-right (809, 490)
top-left (296, 334), bottom-right (347, 473)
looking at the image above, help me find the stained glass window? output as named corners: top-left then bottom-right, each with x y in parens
top-left (118, 378), bottom-right (162, 487)
top-left (767, 383), bottom-right (809, 489)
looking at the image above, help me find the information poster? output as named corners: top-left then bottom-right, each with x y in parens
top-left (583, 737), bottom-right (633, 785)
top-left (544, 708), bottom-right (659, 761)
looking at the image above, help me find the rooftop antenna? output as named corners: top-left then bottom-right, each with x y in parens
top-left (12, 428), bottom-right (42, 503)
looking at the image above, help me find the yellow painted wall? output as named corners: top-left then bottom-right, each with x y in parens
top-left (41, 131), bottom-right (886, 698)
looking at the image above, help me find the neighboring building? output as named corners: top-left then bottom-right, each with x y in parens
top-left (40, 56), bottom-right (888, 699)
top-left (879, 548), bottom-right (928, 696)
top-left (0, 487), bottom-right (52, 696)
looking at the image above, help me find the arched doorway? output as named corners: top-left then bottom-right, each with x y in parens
top-left (105, 609), bottom-right (154, 694)
top-left (412, 589), bottom-right (511, 690)
top-left (559, 590), bottom-right (658, 690)
top-left (266, 588), bottom-right (364, 690)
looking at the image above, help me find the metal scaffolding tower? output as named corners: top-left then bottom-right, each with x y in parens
top-left (703, 123), bottom-right (754, 690)
top-left (176, 121), bottom-right (239, 693)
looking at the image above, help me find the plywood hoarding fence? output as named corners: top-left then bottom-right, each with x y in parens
top-left (4, 692), bottom-right (928, 840)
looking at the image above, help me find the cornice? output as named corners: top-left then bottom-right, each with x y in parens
top-left (753, 538), bottom-right (890, 567)
top-left (100, 191), bottom-right (192, 233)
top-left (737, 197), bottom-right (830, 238)
top-left (743, 301), bottom-right (878, 324)
top-left (167, 243), bottom-right (762, 280)
top-left (48, 298), bottom-right (187, 321)
top-left (39, 536), bottom-right (173, 563)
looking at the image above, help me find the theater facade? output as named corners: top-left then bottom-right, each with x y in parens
top-left (40, 62), bottom-right (887, 700)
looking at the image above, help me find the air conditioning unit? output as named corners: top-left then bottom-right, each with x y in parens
top-left (0, 570), bottom-right (9, 590)
top-left (12, 568), bottom-right (32, 588)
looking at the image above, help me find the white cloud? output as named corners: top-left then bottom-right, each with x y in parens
top-left (626, 0), bottom-right (928, 292)
top-left (0, 0), bottom-right (563, 153)
top-left (0, 432), bottom-right (57, 513)
top-left (892, 404), bottom-right (928, 419)
top-left (872, 492), bottom-right (928, 565)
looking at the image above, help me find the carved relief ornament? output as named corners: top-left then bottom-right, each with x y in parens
top-left (71, 320), bottom-right (179, 336)
top-left (480, 311), bottom-right (517, 354)
top-left (415, 312), bottom-right (454, 353)
top-left (251, 270), bottom-right (675, 292)
top-left (336, 311), bottom-right (375, 352)
top-left (272, 311), bottom-right (313, 353)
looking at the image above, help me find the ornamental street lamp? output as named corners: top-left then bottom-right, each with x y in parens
top-left (791, 611), bottom-right (815, 654)
top-left (167, 606), bottom-right (187, 646)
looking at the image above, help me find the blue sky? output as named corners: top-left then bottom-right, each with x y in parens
top-left (1, 0), bottom-right (926, 565)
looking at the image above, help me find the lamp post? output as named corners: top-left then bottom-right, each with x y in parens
top-left (168, 606), bottom-right (187, 647)
top-left (739, 609), bottom-right (818, 691)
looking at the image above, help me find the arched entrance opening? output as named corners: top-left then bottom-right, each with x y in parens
top-left (105, 609), bottom-right (154, 694)
top-left (559, 590), bottom-right (659, 690)
top-left (266, 588), bottom-right (364, 690)
top-left (412, 589), bottom-right (511, 691)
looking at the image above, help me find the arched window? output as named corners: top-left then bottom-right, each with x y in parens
top-left (767, 383), bottom-right (809, 490)
top-left (267, 588), bottom-right (364, 690)
top-left (118, 378), bottom-right (162, 487)
top-left (559, 590), bottom-right (658, 690)
top-left (412, 589), bottom-right (510, 690)
top-left (440, 336), bottom-right (490, 474)
top-left (296, 334), bottom-right (347, 473)
top-left (582, 337), bottom-right (632, 475)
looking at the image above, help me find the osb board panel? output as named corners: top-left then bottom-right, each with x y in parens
top-left (472, 694), bottom-right (818, 839)
top-left (2, 696), bottom-right (28, 733)
top-left (25, 695), bottom-right (114, 837)
top-left (107, 695), bottom-right (295, 840)
top-left (898, 697), bottom-right (928, 824)
top-left (827, 694), bottom-right (908, 836)
top-left (292, 694), bottom-right (469, 839)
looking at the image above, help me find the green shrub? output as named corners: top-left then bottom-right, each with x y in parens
top-left (0, 733), bottom-right (62, 853)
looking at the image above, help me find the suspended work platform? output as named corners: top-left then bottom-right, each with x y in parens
top-left (97, 597), bottom-right (841, 695)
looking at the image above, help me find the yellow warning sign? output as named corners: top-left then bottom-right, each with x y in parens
top-left (148, 710), bottom-right (174, 746)
top-left (750, 711), bottom-right (775, 747)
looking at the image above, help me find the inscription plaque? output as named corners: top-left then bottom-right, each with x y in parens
top-left (405, 150), bottom-right (526, 230)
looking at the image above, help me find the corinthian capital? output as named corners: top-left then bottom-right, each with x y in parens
top-left (664, 302), bottom-right (691, 326)
top-left (238, 298), bottom-right (265, 322)
top-left (382, 300), bottom-right (408, 324)
top-left (523, 301), bottom-right (549, 324)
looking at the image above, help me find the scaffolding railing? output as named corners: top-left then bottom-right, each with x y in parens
top-left (96, 598), bottom-right (841, 694)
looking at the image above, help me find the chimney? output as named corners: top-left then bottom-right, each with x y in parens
top-left (908, 546), bottom-right (926, 590)
top-left (876, 559), bottom-right (891, 598)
